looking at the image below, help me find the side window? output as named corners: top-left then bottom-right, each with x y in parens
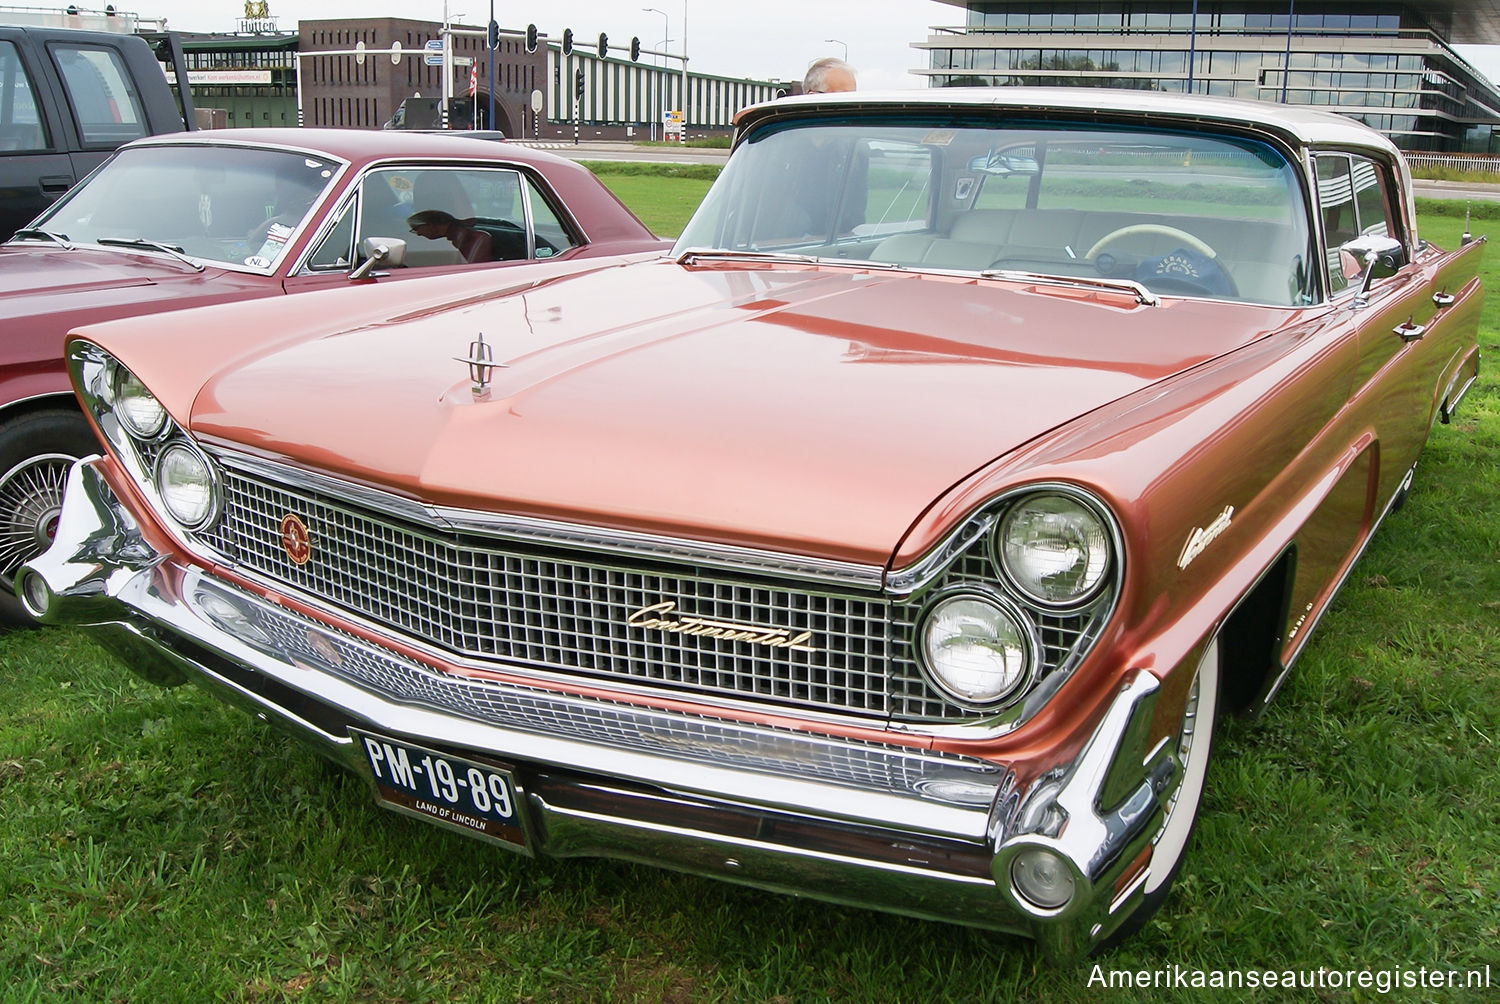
top-left (1351, 156), bottom-right (1395, 238)
top-left (306, 196), bottom-right (356, 270)
top-left (333, 166), bottom-right (567, 270)
top-left (1315, 154), bottom-right (1358, 295)
top-left (0, 41), bottom-right (50, 151)
top-left (51, 45), bottom-right (147, 147)
top-left (525, 177), bottom-right (578, 257)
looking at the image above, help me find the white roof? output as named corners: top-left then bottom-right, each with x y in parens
top-left (738, 87), bottom-right (1401, 159)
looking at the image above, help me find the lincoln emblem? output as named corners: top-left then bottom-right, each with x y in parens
top-left (279, 514), bottom-right (311, 565)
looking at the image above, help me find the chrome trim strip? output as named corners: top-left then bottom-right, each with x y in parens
top-left (211, 449), bottom-right (884, 588)
top-left (1444, 370), bottom-right (1478, 420)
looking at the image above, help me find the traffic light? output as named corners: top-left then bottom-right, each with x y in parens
top-left (597, 32), bottom-right (608, 59)
top-left (574, 68), bottom-right (584, 99)
top-left (486, 19), bottom-right (498, 50)
top-left (562, 28), bottom-right (573, 56)
top-left (525, 24), bottom-right (537, 53)
top-left (630, 36), bottom-right (641, 61)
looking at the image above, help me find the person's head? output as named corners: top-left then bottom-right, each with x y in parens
top-left (803, 57), bottom-right (856, 94)
top-left (407, 208), bottom-right (456, 240)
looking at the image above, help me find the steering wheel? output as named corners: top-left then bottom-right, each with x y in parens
top-left (1086, 224), bottom-right (1218, 261)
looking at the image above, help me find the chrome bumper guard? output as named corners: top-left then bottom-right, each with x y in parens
top-left (20, 459), bottom-right (1176, 955)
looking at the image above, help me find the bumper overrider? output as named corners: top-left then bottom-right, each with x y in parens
top-left (21, 457), bottom-right (1178, 957)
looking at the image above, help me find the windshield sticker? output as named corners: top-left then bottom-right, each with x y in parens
top-left (922, 130), bottom-right (956, 146)
top-left (266, 222), bottom-right (295, 241)
top-left (243, 255), bottom-right (271, 269)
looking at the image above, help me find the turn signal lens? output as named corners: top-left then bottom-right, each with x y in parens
top-left (1010, 847), bottom-right (1076, 911)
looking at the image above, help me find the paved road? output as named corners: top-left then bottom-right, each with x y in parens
top-left (1413, 179), bottom-right (1500, 203)
top-left (516, 141), bottom-right (1500, 201)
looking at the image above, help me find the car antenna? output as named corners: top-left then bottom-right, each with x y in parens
top-left (1462, 202), bottom-right (1472, 245)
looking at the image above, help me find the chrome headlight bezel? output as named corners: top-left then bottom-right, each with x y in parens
top-left (992, 489), bottom-right (1114, 612)
top-left (916, 586), bottom-right (1040, 711)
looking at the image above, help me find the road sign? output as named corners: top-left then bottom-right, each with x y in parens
top-left (423, 38), bottom-right (444, 67)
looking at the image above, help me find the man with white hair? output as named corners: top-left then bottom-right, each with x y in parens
top-left (802, 57), bottom-right (856, 94)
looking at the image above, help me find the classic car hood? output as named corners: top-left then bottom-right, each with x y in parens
top-left (184, 260), bottom-right (1285, 566)
top-left (0, 245), bottom-right (177, 297)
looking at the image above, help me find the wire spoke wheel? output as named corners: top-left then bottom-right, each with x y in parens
top-left (0, 452), bottom-right (76, 590)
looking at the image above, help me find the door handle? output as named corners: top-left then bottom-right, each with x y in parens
top-left (38, 175), bottom-right (73, 194)
top-left (1394, 320), bottom-right (1426, 342)
top-left (1432, 291), bottom-right (1455, 307)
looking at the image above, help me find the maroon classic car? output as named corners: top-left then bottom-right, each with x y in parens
top-left (21, 90), bottom-right (1482, 955)
top-left (0, 127), bottom-right (666, 620)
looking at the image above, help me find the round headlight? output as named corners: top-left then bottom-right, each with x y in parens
top-left (111, 366), bottom-right (167, 439)
top-left (155, 443), bottom-right (220, 530)
top-left (920, 593), bottom-right (1035, 706)
top-left (1010, 846), bottom-right (1077, 912)
top-left (997, 493), bottom-right (1112, 607)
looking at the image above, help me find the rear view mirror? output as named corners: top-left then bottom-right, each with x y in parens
top-left (1340, 234), bottom-right (1405, 300)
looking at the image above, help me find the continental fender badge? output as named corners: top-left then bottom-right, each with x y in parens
top-left (1177, 506), bottom-right (1234, 570)
top-left (280, 513), bottom-right (312, 565)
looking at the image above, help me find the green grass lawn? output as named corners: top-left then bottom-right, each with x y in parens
top-left (1, 185), bottom-right (1497, 1001)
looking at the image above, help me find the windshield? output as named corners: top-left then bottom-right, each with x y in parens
top-left (675, 118), bottom-right (1313, 306)
top-left (24, 144), bottom-right (340, 270)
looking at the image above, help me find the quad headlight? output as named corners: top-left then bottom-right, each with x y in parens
top-left (996, 492), bottom-right (1112, 608)
top-left (109, 363), bottom-right (168, 439)
top-left (919, 592), bottom-right (1036, 707)
top-left (155, 442), bottom-right (221, 530)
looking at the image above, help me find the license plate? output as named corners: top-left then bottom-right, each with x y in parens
top-left (352, 730), bottom-right (530, 852)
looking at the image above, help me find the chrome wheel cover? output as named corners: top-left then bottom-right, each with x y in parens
top-left (0, 453), bottom-right (76, 590)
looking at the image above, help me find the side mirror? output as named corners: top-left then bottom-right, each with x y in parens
top-left (349, 236), bottom-right (407, 280)
top-left (1340, 234), bottom-right (1406, 301)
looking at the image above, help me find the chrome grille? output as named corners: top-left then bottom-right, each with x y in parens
top-left (193, 462), bottom-right (1110, 724)
top-left (196, 467), bottom-right (937, 719)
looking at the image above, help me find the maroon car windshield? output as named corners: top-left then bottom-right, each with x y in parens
top-left (676, 120), bottom-right (1314, 306)
top-left (22, 143), bottom-right (340, 271)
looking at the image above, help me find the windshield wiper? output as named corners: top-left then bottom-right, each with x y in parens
top-left (11, 228), bottom-right (73, 249)
top-left (96, 237), bottom-right (204, 272)
top-left (979, 267), bottom-right (1160, 307)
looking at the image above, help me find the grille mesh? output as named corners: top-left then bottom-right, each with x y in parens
top-left (196, 464), bottom-right (1106, 723)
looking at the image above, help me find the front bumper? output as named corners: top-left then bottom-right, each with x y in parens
top-left (21, 457), bottom-right (1177, 957)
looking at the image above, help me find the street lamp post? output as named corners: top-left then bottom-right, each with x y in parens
top-left (643, 7), bottom-right (667, 141)
top-left (824, 38), bottom-right (847, 61)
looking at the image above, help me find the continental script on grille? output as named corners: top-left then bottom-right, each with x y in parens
top-left (626, 601), bottom-right (819, 653)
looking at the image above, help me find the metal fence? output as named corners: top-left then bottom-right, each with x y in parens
top-left (1406, 153), bottom-right (1500, 175)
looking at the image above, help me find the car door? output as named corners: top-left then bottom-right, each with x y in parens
top-left (1315, 151), bottom-right (1441, 507)
top-left (283, 163), bottom-right (581, 294)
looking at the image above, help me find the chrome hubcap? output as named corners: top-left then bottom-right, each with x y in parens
top-left (0, 453), bottom-right (76, 590)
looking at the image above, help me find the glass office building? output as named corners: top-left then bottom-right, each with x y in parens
top-left (915, 2), bottom-right (1500, 151)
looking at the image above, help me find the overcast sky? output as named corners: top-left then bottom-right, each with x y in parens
top-left (139, 0), bottom-right (1500, 91)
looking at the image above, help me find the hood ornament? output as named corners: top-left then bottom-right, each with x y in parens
top-left (455, 332), bottom-right (503, 395)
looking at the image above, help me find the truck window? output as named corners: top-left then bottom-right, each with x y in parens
top-left (0, 41), bottom-right (49, 151)
top-left (51, 44), bottom-right (146, 147)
